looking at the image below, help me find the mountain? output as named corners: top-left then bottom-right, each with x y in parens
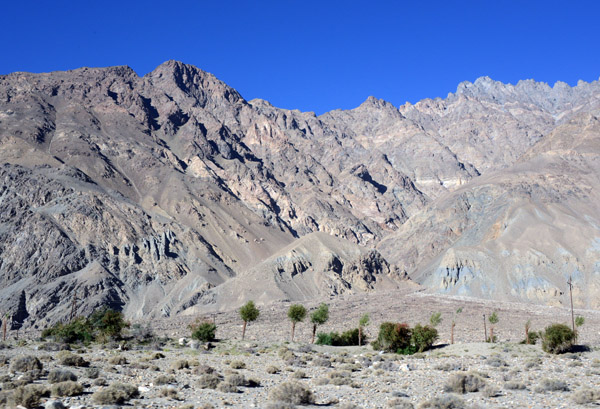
top-left (1, 61), bottom-right (599, 327)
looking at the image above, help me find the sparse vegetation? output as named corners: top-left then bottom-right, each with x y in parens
top-left (287, 304), bottom-right (307, 342)
top-left (239, 301), bottom-right (260, 340)
top-left (155, 374), bottom-right (177, 385)
top-left (542, 323), bottom-right (576, 354)
top-left (310, 303), bottom-right (329, 344)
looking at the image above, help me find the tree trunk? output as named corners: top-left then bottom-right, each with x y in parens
top-left (490, 327), bottom-right (494, 343)
top-left (242, 321), bottom-right (247, 340)
top-left (451, 322), bottom-right (455, 344)
top-left (291, 322), bottom-right (296, 342)
top-left (525, 326), bottom-right (529, 344)
top-left (312, 324), bottom-right (316, 344)
top-left (358, 326), bottom-right (362, 346)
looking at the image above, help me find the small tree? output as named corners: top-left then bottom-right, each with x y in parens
top-left (488, 312), bottom-right (499, 343)
top-left (358, 314), bottom-right (370, 346)
top-left (239, 301), bottom-right (260, 340)
top-left (310, 303), bottom-right (329, 344)
top-left (451, 307), bottom-right (462, 344)
top-left (430, 312), bottom-right (442, 328)
top-left (288, 304), bottom-right (306, 342)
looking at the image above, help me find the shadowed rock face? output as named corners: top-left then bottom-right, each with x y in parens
top-left (1, 61), bottom-right (600, 325)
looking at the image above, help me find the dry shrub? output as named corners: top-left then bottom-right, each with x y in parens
top-left (417, 395), bottom-right (466, 409)
top-left (92, 382), bottom-right (139, 404)
top-left (217, 381), bottom-right (239, 393)
top-left (9, 356), bottom-right (42, 372)
top-left (443, 372), bottom-right (486, 394)
top-left (48, 369), bottom-right (77, 384)
top-left (197, 374), bottom-right (222, 389)
top-left (108, 355), bottom-right (128, 365)
top-left (230, 360), bottom-right (246, 369)
top-left (51, 381), bottom-right (84, 397)
top-left (13, 384), bottom-right (49, 408)
top-left (534, 378), bottom-right (569, 393)
top-left (269, 381), bottom-right (315, 405)
top-left (57, 351), bottom-right (89, 367)
top-left (572, 388), bottom-right (600, 404)
top-left (155, 374), bottom-right (177, 385)
top-left (171, 359), bottom-right (189, 370)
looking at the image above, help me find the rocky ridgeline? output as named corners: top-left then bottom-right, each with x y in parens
top-left (1, 61), bottom-right (600, 326)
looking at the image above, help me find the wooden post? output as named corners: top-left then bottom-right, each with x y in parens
top-left (70, 292), bottom-right (78, 322)
top-left (567, 276), bottom-right (575, 334)
top-left (2, 314), bottom-right (7, 342)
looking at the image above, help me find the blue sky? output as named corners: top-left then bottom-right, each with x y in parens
top-left (1, 0), bottom-right (598, 114)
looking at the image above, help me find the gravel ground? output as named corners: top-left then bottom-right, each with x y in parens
top-left (3, 289), bottom-right (600, 408)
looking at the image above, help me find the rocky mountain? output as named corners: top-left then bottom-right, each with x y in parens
top-left (1, 61), bottom-right (599, 327)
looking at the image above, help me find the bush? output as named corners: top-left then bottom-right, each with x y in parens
top-left (269, 381), bottom-right (315, 405)
top-left (372, 323), bottom-right (412, 353)
top-left (316, 328), bottom-right (367, 346)
top-left (57, 351), bottom-right (89, 367)
top-left (520, 331), bottom-right (541, 345)
top-left (42, 309), bottom-right (129, 343)
top-left (190, 321), bottom-right (217, 342)
top-left (51, 381), bottom-right (84, 397)
top-left (198, 374), bottom-right (222, 389)
top-left (155, 374), bottom-right (177, 385)
top-left (48, 369), bottom-right (77, 384)
top-left (417, 395), bottom-right (466, 409)
top-left (91, 382), bottom-right (139, 404)
top-left (108, 355), bottom-right (128, 365)
top-left (13, 384), bottom-right (49, 408)
top-left (444, 372), bottom-right (486, 393)
top-left (9, 356), bottom-right (42, 373)
top-left (542, 324), bottom-right (576, 354)
top-left (572, 388), bottom-right (600, 404)
top-left (534, 378), bottom-right (569, 392)
top-left (411, 324), bottom-right (438, 353)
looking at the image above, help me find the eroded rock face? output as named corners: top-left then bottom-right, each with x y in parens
top-left (1, 61), bottom-right (600, 323)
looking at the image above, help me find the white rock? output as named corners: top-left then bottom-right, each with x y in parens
top-left (178, 337), bottom-right (187, 346)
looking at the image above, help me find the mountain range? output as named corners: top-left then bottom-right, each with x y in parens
top-left (1, 61), bottom-right (599, 328)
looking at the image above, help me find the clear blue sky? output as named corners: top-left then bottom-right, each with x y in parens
top-left (1, 0), bottom-right (598, 114)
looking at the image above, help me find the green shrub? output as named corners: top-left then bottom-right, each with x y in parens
top-left (42, 309), bottom-right (129, 343)
top-left (542, 324), bottom-right (576, 354)
top-left (316, 328), bottom-right (366, 346)
top-left (411, 324), bottom-right (438, 352)
top-left (520, 330), bottom-right (541, 345)
top-left (190, 321), bottom-right (217, 342)
top-left (372, 322), bottom-right (412, 353)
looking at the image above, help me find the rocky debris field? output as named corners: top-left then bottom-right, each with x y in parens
top-left (2, 291), bottom-right (600, 408)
